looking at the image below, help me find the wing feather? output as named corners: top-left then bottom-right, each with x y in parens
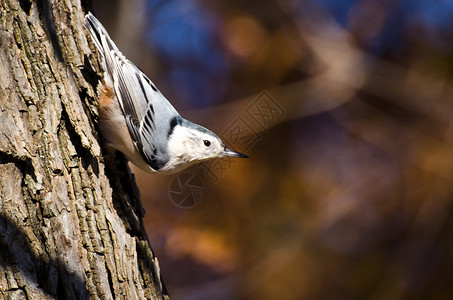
top-left (84, 13), bottom-right (179, 170)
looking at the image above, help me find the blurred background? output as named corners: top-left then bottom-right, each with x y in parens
top-left (92, 0), bottom-right (453, 299)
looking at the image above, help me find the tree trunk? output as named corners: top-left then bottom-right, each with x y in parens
top-left (0, 0), bottom-right (167, 299)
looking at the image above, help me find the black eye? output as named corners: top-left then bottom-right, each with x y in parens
top-left (203, 140), bottom-right (211, 147)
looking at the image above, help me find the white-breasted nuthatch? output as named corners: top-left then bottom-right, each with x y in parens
top-left (84, 13), bottom-right (248, 174)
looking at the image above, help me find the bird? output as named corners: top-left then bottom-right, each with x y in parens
top-left (84, 13), bottom-right (248, 174)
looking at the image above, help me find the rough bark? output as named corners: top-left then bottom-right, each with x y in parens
top-left (0, 0), bottom-right (167, 299)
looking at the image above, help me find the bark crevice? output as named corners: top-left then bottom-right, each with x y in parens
top-left (0, 1), bottom-right (167, 299)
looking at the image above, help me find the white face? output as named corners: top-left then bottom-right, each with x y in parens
top-left (164, 125), bottom-right (225, 172)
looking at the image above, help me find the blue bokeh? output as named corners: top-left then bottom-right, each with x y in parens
top-left (313, 0), bottom-right (453, 54)
top-left (146, 0), bottom-right (228, 108)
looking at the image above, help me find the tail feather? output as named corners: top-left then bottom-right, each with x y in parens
top-left (84, 12), bottom-right (122, 88)
top-left (84, 13), bottom-right (121, 58)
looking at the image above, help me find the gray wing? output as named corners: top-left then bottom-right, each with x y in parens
top-left (85, 13), bottom-right (180, 170)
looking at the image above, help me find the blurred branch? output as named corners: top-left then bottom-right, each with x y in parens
top-left (183, 14), bottom-right (365, 133)
top-left (184, 4), bottom-right (453, 177)
top-left (331, 98), bottom-right (453, 181)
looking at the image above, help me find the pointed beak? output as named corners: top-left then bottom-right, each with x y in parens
top-left (223, 147), bottom-right (249, 158)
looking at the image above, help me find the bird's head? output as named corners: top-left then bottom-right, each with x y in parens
top-left (163, 119), bottom-right (248, 173)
